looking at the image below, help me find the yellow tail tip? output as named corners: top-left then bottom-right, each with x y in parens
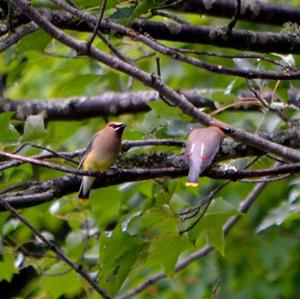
top-left (78, 198), bottom-right (89, 205)
top-left (185, 182), bottom-right (199, 187)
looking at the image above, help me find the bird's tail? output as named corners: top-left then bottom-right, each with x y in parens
top-left (186, 163), bottom-right (201, 187)
top-left (78, 176), bottom-right (95, 203)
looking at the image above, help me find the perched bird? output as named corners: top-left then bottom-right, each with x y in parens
top-left (78, 122), bottom-right (126, 202)
top-left (185, 126), bottom-right (225, 187)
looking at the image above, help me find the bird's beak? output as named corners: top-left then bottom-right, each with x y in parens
top-left (115, 123), bottom-right (126, 133)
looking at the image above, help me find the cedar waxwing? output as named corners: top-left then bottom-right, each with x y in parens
top-left (185, 126), bottom-right (225, 187)
top-left (78, 121), bottom-right (126, 201)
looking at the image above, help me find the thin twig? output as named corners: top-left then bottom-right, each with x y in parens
top-left (86, 0), bottom-right (107, 48)
top-left (12, 142), bottom-right (78, 165)
top-left (247, 81), bottom-right (293, 125)
top-left (158, 0), bottom-right (185, 10)
top-left (149, 10), bottom-right (188, 24)
top-left (213, 278), bottom-right (221, 299)
top-left (156, 57), bottom-right (161, 78)
top-left (179, 182), bottom-right (229, 218)
top-left (0, 139), bottom-right (185, 172)
top-left (227, 0), bottom-right (241, 32)
top-left (0, 180), bottom-right (40, 195)
top-left (175, 48), bottom-right (289, 70)
top-left (241, 173), bottom-right (291, 183)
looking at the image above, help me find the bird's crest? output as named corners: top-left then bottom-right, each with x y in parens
top-left (108, 122), bottom-right (126, 133)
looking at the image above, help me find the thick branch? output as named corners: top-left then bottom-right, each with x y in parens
top-left (172, 0), bottom-right (300, 26)
top-left (6, 8), bottom-right (300, 55)
top-left (1, 128), bottom-right (300, 172)
top-left (130, 19), bottom-right (300, 55)
top-left (0, 151), bottom-right (299, 211)
top-left (0, 89), bottom-right (216, 121)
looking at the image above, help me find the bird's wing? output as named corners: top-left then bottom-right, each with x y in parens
top-left (78, 133), bottom-right (98, 169)
top-left (199, 132), bottom-right (222, 173)
top-left (188, 130), bottom-right (221, 172)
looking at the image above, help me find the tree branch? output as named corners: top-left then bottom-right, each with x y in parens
top-left (1, 127), bottom-right (300, 172)
top-left (0, 149), bottom-right (299, 211)
top-left (0, 21), bottom-right (38, 52)
top-left (172, 0), bottom-right (300, 26)
top-left (0, 89), bottom-right (216, 121)
top-left (130, 19), bottom-right (300, 55)
top-left (48, 2), bottom-right (300, 80)
top-left (7, 7), bottom-right (300, 55)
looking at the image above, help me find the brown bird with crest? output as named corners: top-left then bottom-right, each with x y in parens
top-left (185, 126), bottom-right (225, 187)
top-left (78, 122), bottom-right (126, 202)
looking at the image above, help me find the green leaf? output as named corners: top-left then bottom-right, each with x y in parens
top-left (206, 197), bottom-right (238, 216)
top-left (146, 102), bottom-right (191, 137)
top-left (75, 0), bottom-right (117, 9)
top-left (134, 111), bottom-right (162, 135)
top-left (224, 77), bottom-right (244, 95)
top-left (152, 180), bottom-right (177, 206)
top-left (110, 7), bottom-right (134, 24)
top-left (148, 234), bottom-right (192, 275)
top-left (188, 198), bottom-right (238, 255)
top-left (23, 114), bottom-right (46, 141)
top-left (0, 214), bottom-right (10, 235)
top-left (90, 186), bottom-right (121, 228)
top-left (53, 74), bottom-right (100, 97)
top-left (129, 0), bottom-right (168, 22)
top-left (2, 218), bottom-right (20, 235)
top-left (148, 101), bottom-right (189, 120)
top-left (17, 30), bottom-right (52, 53)
top-left (40, 263), bottom-right (82, 298)
top-left (106, 0), bottom-right (119, 9)
top-left (98, 226), bottom-right (141, 295)
top-left (127, 206), bottom-right (178, 238)
top-left (0, 112), bottom-right (20, 144)
top-left (256, 200), bottom-right (300, 233)
top-left (64, 231), bottom-right (85, 260)
top-left (0, 248), bottom-right (18, 282)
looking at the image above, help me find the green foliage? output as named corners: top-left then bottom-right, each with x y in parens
top-left (129, 0), bottom-right (168, 22)
top-left (23, 114), bottom-right (46, 141)
top-left (90, 186), bottom-right (122, 227)
top-left (148, 234), bottom-right (192, 276)
top-left (98, 226), bottom-right (142, 295)
top-left (1, 0), bottom-right (300, 298)
top-left (0, 248), bottom-right (18, 282)
top-left (257, 179), bottom-right (300, 232)
top-left (40, 263), bottom-right (82, 298)
top-left (0, 112), bottom-right (20, 145)
top-left (188, 198), bottom-right (238, 255)
top-left (17, 31), bottom-right (52, 54)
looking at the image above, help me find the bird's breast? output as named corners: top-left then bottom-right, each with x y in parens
top-left (83, 146), bottom-right (120, 171)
